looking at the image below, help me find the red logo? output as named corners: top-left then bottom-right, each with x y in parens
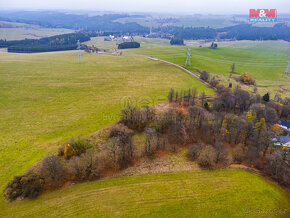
top-left (249, 9), bottom-right (277, 18)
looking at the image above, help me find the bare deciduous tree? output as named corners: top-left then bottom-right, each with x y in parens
top-left (198, 145), bottom-right (217, 169)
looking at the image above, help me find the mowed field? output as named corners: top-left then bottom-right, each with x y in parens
top-left (0, 49), bottom-right (213, 214)
top-left (2, 170), bottom-right (289, 217)
top-left (0, 21), bottom-right (74, 40)
top-left (0, 38), bottom-right (289, 216)
top-left (119, 37), bottom-right (290, 97)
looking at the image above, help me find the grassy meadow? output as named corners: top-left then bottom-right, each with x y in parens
top-left (0, 49), bottom-right (213, 213)
top-left (0, 37), bottom-right (289, 216)
top-left (0, 21), bottom-right (74, 41)
top-left (119, 37), bottom-right (290, 97)
top-left (1, 170), bottom-right (289, 217)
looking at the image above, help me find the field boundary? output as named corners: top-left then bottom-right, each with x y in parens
top-left (131, 53), bottom-right (216, 91)
top-left (149, 57), bottom-right (217, 91)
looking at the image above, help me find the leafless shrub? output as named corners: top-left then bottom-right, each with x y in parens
top-left (198, 145), bottom-right (217, 169)
top-left (108, 123), bottom-right (134, 168)
top-left (209, 76), bottom-right (219, 87)
top-left (121, 105), bottom-right (154, 131)
top-left (109, 123), bottom-right (133, 138)
top-left (188, 144), bottom-right (201, 160)
top-left (39, 156), bottom-right (64, 188)
top-left (265, 150), bottom-right (289, 185)
top-left (214, 141), bottom-right (228, 163)
top-left (144, 127), bottom-right (158, 155)
top-left (200, 71), bottom-right (210, 82)
top-left (233, 144), bottom-right (245, 164)
top-left (105, 137), bottom-right (121, 169)
top-left (67, 149), bottom-right (100, 181)
top-left (246, 146), bottom-right (259, 164)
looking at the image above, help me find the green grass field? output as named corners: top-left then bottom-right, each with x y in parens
top-left (0, 21), bottom-right (74, 40)
top-left (120, 37), bottom-right (290, 97)
top-left (1, 170), bottom-right (289, 217)
top-left (0, 38), bottom-right (289, 216)
top-left (0, 50), bottom-right (213, 213)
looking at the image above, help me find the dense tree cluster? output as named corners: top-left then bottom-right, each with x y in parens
top-left (219, 24), bottom-right (290, 42)
top-left (4, 123), bottom-right (135, 200)
top-left (118, 41), bottom-right (140, 49)
top-left (170, 38), bottom-right (184, 45)
top-left (5, 173), bottom-right (44, 200)
top-left (152, 24), bottom-right (290, 41)
top-left (166, 85), bottom-right (289, 181)
top-left (154, 26), bottom-right (217, 40)
top-left (0, 11), bottom-right (149, 34)
top-left (1, 32), bottom-right (90, 53)
top-left (1, 11), bottom-right (289, 41)
top-left (5, 85), bottom-right (290, 200)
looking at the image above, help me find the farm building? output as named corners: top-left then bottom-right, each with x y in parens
top-left (272, 135), bottom-right (290, 149)
top-left (276, 119), bottom-right (290, 131)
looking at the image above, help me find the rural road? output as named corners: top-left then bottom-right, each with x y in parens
top-left (147, 56), bottom-right (216, 91)
top-left (131, 53), bottom-right (216, 91)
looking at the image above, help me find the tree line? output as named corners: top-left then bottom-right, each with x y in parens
top-left (4, 82), bottom-right (289, 200)
top-left (219, 23), bottom-right (290, 41)
top-left (1, 11), bottom-right (289, 41)
top-left (0, 32), bottom-right (90, 53)
top-left (0, 11), bottom-right (149, 35)
top-left (170, 38), bottom-right (184, 45)
top-left (118, 42), bottom-right (140, 49)
top-left (153, 24), bottom-right (290, 41)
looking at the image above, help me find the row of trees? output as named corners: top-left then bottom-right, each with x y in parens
top-left (154, 26), bottom-right (217, 40)
top-left (7, 44), bottom-right (78, 53)
top-left (118, 42), bottom-right (140, 49)
top-left (5, 123), bottom-right (135, 200)
top-left (219, 24), bottom-right (290, 42)
top-left (1, 11), bottom-right (289, 41)
top-left (120, 96), bottom-right (288, 174)
top-left (0, 11), bottom-right (149, 34)
top-left (153, 24), bottom-right (290, 41)
top-left (170, 38), bottom-right (184, 45)
top-left (1, 32), bottom-right (91, 53)
top-left (122, 89), bottom-right (289, 183)
top-left (5, 86), bottom-right (289, 200)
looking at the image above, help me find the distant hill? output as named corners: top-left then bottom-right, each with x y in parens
top-left (0, 11), bottom-right (149, 34)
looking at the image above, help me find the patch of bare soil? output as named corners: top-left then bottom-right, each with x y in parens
top-left (280, 85), bottom-right (290, 94)
top-left (229, 164), bottom-right (260, 173)
top-left (87, 127), bottom-right (111, 149)
top-left (112, 148), bottom-right (200, 178)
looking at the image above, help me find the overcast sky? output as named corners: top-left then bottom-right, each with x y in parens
top-left (0, 0), bottom-right (289, 14)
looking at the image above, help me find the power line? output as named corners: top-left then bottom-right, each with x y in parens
top-left (77, 40), bottom-right (82, 62)
top-left (151, 53), bottom-right (286, 67)
top-left (185, 47), bottom-right (191, 67)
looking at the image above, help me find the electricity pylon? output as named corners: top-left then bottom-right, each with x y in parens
top-left (185, 47), bottom-right (191, 66)
top-left (77, 40), bottom-right (82, 62)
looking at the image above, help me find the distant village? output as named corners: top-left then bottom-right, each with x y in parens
top-left (80, 35), bottom-right (135, 54)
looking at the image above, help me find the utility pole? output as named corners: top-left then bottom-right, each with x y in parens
top-left (77, 40), bottom-right (82, 62)
top-left (185, 47), bottom-right (191, 67)
top-left (285, 61), bottom-right (290, 75)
